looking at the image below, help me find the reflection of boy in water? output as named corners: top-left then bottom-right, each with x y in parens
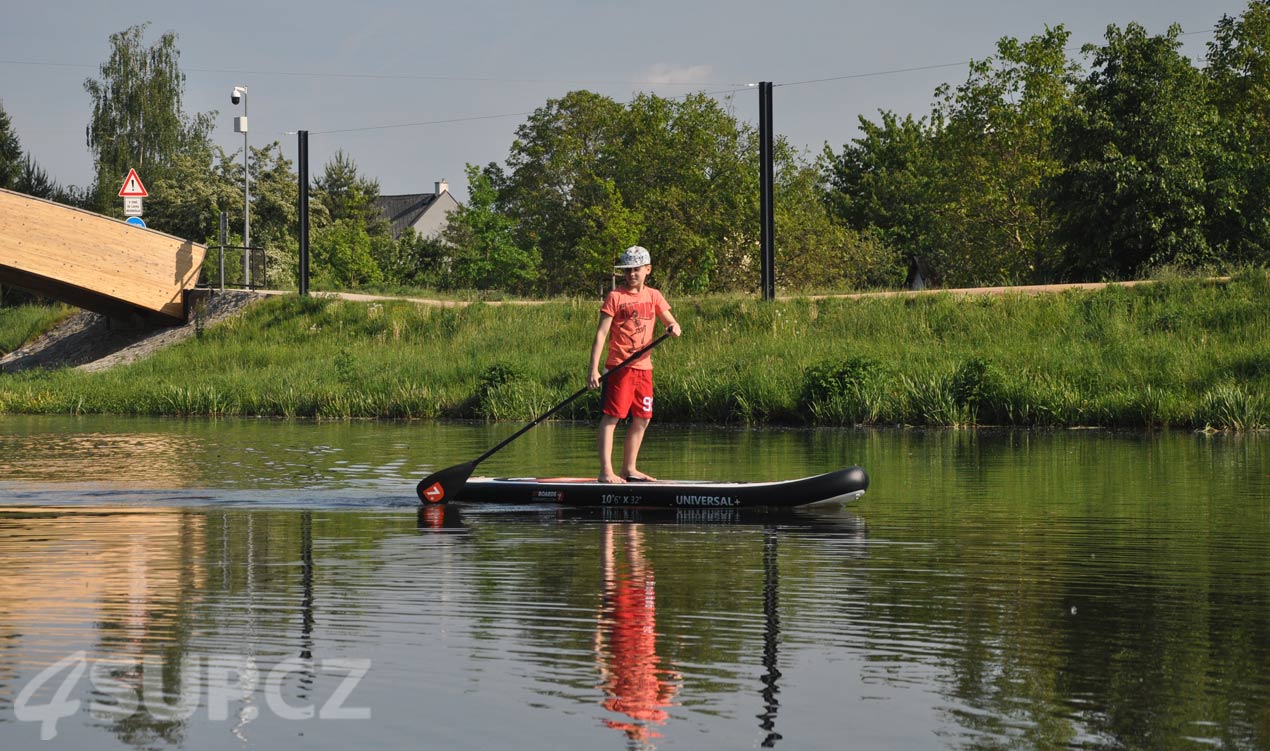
top-left (596, 525), bottom-right (681, 745)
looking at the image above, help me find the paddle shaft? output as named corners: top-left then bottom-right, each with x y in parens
top-left (471, 330), bottom-right (673, 467)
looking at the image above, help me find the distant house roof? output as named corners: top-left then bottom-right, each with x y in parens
top-left (374, 182), bottom-right (461, 240)
top-left (376, 193), bottom-right (440, 239)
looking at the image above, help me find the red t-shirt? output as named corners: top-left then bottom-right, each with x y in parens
top-left (601, 286), bottom-right (669, 370)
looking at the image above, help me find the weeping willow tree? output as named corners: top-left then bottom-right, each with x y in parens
top-left (82, 23), bottom-right (214, 212)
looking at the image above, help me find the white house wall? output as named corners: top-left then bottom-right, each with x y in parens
top-left (411, 192), bottom-right (460, 239)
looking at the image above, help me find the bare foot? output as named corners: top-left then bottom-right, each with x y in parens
top-left (624, 472), bottom-right (656, 482)
top-left (598, 472), bottom-right (626, 484)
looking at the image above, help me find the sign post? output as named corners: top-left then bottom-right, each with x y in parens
top-left (118, 169), bottom-right (148, 226)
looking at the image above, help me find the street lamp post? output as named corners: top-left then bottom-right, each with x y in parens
top-left (232, 85), bottom-right (250, 286)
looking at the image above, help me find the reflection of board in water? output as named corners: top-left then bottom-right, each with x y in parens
top-left (418, 503), bottom-right (869, 534)
top-left (600, 506), bottom-right (746, 524)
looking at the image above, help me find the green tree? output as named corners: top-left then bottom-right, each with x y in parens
top-left (822, 111), bottom-right (942, 278)
top-left (15, 154), bottom-right (61, 200)
top-left (929, 27), bottom-right (1077, 284)
top-left (311, 219), bottom-right (386, 289)
top-left (498, 89), bottom-right (849, 294)
top-left (146, 140), bottom-right (238, 243)
top-left (777, 162), bottom-right (904, 291)
top-left (312, 149), bottom-right (389, 235)
top-left (493, 87), bottom-right (903, 295)
top-left (249, 142), bottom-right (303, 286)
top-left (496, 90), bottom-right (637, 293)
top-left (376, 228), bottom-right (447, 288)
top-left (611, 93), bottom-right (756, 292)
top-left (1207, 1), bottom-right (1270, 124)
top-left (83, 24), bottom-right (214, 213)
top-left (1048, 23), bottom-right (1218, 279)
top-left (305, 149), bottom-right (392, 289)
top-left (1205, 1), bottom-right (1270, 265)
top-left (823, 28), bottom-right (1078, 288)
top-left (0, 102), bottom-right (21, 189)
top-left (440, 163), bottom-right (540, 292)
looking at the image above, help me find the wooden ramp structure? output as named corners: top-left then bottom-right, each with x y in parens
top-left (0, 188), bottom-right (206, 323)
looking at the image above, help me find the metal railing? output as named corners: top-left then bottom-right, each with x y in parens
top-left (204, 245), bottom-right (267, 291)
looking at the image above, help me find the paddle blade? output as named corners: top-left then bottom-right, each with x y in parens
top-left (416, 461), bottom-right (477, 505)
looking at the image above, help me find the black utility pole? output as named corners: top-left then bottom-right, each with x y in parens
top-left (298, 130), bottom-right (310, 296)
top-left (759, 82), bottom-right (775, 301)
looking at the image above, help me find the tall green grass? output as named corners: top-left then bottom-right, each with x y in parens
top-left (0, 271), bottom-right (1267, 430)
top-left (0, 305), bottom-right (73, 356)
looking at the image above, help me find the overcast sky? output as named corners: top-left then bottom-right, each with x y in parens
top-left (0, 0), bottom-right (1249, 202)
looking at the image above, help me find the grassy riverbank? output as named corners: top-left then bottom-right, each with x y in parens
top-left (1, 271), bottom-right (1267, 429)
top-left (0, 304), bottom-right (71, 356)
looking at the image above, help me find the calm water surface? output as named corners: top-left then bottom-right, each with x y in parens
top-left (0, 416), bottom-right (1266, 750)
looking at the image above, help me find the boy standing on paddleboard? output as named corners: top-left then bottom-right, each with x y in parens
top-left (588, 246), bottom-right (682, 484)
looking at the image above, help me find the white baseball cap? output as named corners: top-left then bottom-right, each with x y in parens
top-left (615, 245), bottom-right (652, 268)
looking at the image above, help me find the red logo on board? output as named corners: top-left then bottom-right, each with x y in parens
top-left (423, 482), bottom-right (445, 503)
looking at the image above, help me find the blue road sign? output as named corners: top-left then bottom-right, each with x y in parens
top-left (125, 216), bottom-right (147, 228)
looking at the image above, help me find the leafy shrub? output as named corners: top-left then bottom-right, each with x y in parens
top-left (478, 363), bottom-right (524, 393)
top-left (949, 357), bottom-right (1006, 424)
top-left (466, 363), bottom-right (528, 418)
top-left (479, 381), bottom-right (557, 420)
top-left (801, 357), bottom-right (881, 403)
top-left (799, 357), bottom-right (888, 425)
top-left (333, 348), bottom-right (359, 386)
top-left (901, 373), bottom-right (972, 427)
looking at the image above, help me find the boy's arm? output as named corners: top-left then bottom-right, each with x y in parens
top-left (588, 314), bottom-right (614, 389)
top-left (659, 308), bottom-right (682, 337)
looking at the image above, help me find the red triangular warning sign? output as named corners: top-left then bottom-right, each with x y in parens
top-left (118, 168), bottom-right (148, 197)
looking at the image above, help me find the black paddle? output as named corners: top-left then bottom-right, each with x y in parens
top-left (417, 330), bottom-right (674, 504)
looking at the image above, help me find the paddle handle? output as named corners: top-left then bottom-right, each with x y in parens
top-left (472, 330), bottom-right (673, 467)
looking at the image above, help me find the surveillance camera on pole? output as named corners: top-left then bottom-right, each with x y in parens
top-left (231, 86), bottom-right (250, 284)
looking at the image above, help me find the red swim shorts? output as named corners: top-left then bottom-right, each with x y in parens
top-left (602, 367), bottom-right (654, 419)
